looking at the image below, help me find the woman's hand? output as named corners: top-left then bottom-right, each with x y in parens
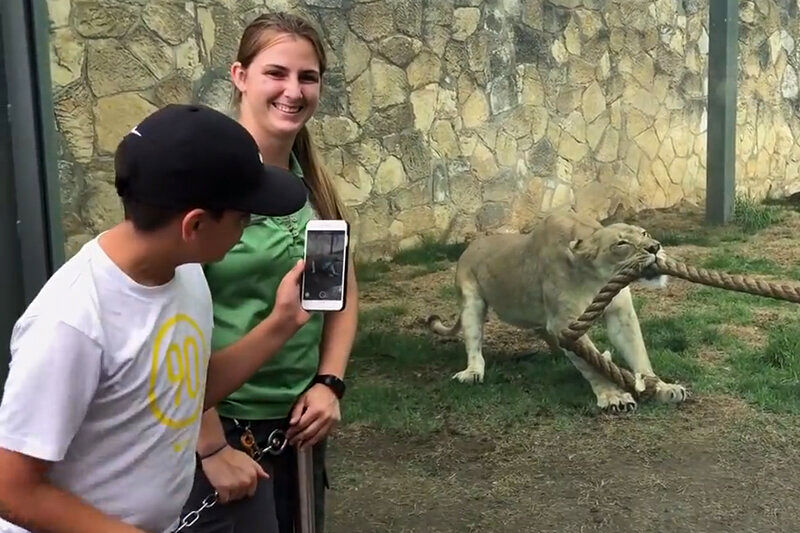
top-left (286, 384), bottom-right (341, 449)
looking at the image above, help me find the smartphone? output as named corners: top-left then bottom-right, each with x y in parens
top-left (301, 219), bottom-right (349, 312)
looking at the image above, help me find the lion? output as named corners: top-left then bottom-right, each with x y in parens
top-left (427, 210), bottom-right (687, 413)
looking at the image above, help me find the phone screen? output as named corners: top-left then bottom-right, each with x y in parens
top-left (303, 230), bottom-right (346, 302)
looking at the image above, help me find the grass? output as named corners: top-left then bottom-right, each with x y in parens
top-left (649, 196), bottom-right (783, 248)
top-left (700, 251), bottom-right (783, 276)
top-left (733, 195), bottom-right (784, 232)
top-left (391, 236), bottom-right (467, 266)
top-left (438, 285), bottom-right (458, 300)
top-left (343, 203), bottom-right (800, 437)
top-left (727, 321), bottom-right (800, 413)
top-left (346, 279), bottom-right (799, 438)
top-left (330, 206), bottom-right (800, 533)
top-left (651, 229), bottom-right (742, 247)
top-left (347, 305), bottom-right (596, 434)
top-left (789, 262), bottom-right (800, 281)
top-left (347, 274), bottom-right (799, 439)
top-left (686, 286), bottom-right (784, 318)
top-left (355, 260), bottom-right (390, 283)
top-left (355, 237), bottom-right (466, 284)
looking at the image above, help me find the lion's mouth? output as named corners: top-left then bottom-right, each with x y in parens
top-left (618, 253), bottom-right (660, 280)
top-left (641, 262), bottom-right (661, 279)
top-left (638, 250), bottom-right (667, 282)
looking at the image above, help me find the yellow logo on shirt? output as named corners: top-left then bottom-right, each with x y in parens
top-left (147, 314), bottom-right (208, 429)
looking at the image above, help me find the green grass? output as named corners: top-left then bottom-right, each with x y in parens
top-left (438, 285), bottom-right (458, 300)
top-left (700, 251), bottom-right (783, 276)
top-left (346, 307), bottom-right (598, 434)
top-left (359, 305), bottom-right (408, 325)
top-left (733, 195), bottom-right (784, 233)
top-left (343, 207), bottom-right (800, 435)
top-left (652, 228), bottom-right (747, 247)
top-left (689, 285), bottom-right (789, 309)
top-left (727, 321), bottom-right (800, 413)
top-left (355, 237), bottom-right (467, 283)
top-left (355, 260), bottom-right (390, 283)
top-left (344, 275), bottom-right (800, 437)
top-left (391, 236), bottom-right (467, 266)
top-left (649, 196), bottom-right (784, 248)
top-left (788, 262), bottom-right (800, 281)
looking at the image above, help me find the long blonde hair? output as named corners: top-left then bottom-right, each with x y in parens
top-left (233, 12), bottom-right (346, 221)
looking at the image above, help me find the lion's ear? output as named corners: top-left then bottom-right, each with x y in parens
top-left (566, 239), bottom-right (582, 264)
top-left (569, 237), bottom-right (597, 262)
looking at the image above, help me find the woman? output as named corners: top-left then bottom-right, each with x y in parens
top-left (181, 12), bottom-right (358, 533)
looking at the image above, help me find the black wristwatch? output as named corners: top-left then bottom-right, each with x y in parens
top-left (314, 374), bottom-right (346, 399)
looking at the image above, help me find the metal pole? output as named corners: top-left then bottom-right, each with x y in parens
top-left (0, 8), bottom-right (24, 398)
top-left (296, 445), bottom-right (316, 533)
top-left (1, 0), bottom-right (64, 394)
top-left (706, 0), bottom-right (738, 225)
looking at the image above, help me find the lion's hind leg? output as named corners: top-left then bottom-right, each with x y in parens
top-left (452, 281), bottom-right (488, 384)
top-left (604, 287), bottom-right (687, 404)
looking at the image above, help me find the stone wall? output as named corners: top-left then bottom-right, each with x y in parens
top-left (46, 0), bottom-right (800, 260)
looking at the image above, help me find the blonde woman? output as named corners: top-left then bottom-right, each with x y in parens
top-left (181, 12), bottom-right (358, 533)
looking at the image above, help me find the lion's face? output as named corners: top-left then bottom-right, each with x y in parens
top-left (571, 223), bottom-right (663, 281)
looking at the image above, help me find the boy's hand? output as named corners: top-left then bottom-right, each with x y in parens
top-left (200, 446), bottom-right (267, 504)
top-left (273, 260), bottom-right (311, 330)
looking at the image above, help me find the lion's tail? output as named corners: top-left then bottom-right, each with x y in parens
top-left (427, 314), bottom-right (462, 336)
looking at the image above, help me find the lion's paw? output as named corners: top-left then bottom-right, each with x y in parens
top-left (452, 368), bottom-right (484, 384)
top-left (596, 389), bottom-right (637, 414)
top-left (654, 381), bottom-right (688, 404)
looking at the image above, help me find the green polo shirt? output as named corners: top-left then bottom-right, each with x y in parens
top-left (206, 154), bottom-right (324, 420)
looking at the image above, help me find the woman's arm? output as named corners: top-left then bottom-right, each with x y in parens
top-left (287, 258), bottom-right (359, 447)
top-left (319, 256), bottom-right (359, 378)
top-left (204, 261), bottom-right (309, 409)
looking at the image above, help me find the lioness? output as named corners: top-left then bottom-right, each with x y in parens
top-left (428, 210), bottom-right (687, 413)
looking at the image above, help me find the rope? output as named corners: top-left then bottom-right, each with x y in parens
top-left (556, 253), bottom-right (800, 400)
top-left (655, 256), bottom-right (800, 303)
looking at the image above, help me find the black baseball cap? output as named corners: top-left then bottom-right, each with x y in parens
top-left (114, 104), bottom-right (307, 217)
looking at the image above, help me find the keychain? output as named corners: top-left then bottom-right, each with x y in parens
top-left (240, 427), bottom-right (256, 458)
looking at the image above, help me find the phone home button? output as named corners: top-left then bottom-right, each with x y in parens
top-left (319, 291), bottom-right (327, 298)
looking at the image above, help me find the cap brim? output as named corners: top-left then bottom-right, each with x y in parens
top-left (237, 165), bottom-right (308, 216)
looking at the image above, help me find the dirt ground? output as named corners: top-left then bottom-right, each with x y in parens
top-left (326, 202), bottom-right (800, 532)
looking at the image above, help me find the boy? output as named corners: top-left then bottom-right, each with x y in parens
top-left (0, 104), bottom-right (312, 532)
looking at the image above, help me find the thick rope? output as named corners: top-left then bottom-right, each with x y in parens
top-left (655, 256), bottom-right (800, 303)
top-left (556, 254), bottom-right (800, 400)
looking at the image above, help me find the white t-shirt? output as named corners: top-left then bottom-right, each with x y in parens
top-left (0, 238), bottom-right (213, 533)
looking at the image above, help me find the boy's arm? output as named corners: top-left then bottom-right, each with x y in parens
top-left (0, 449), bottom-right (143, 533)
top-left (0, 319), bottom-right (140, 532)
top-left (203, 260), bottom-right (310, 409)
top-left (195, 409), bottom-right (267, 504)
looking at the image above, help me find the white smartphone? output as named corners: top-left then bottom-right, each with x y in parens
top-left (301, 219), bottom-right (349, 312)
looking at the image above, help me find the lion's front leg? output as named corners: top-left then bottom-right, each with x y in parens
top-left (562, 344), bottom-right (638, 413)
top-left (604, 287), bottom-right (688, 404)
top-left (546, 323), bottom-right (637, 413)
top-left (545, 293), bottom-right (637, 413)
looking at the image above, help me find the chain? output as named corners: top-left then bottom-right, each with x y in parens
top-left (252, 428), bottom-right (289, 461)
top-left (172, 491), bottom-right (218, 532)
top-left (171, 429), bottom-right (288, 532)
